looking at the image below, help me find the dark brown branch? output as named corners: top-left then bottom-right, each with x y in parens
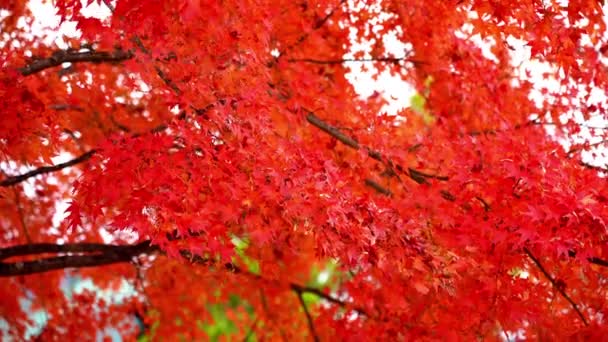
top-left (100, 0), bottom-right (183, 96)
top-left (580, 162), bottom-right (608, 172)
top-left (365, 178), bottom-right (392, 195)
top-left (0, 107), bottom-right (190, 188)
top-left (0, 241), bottom-right (152, 260)
top-left (468, 119), bottom-right (608, 137)
top-left (524, 247), bottom-right (588, 326)
top-left (0, 241), bottom-right (156, 277)
top-left (0, 150), bottom-right (96, 187)
top-left (290, 283), bottom-right (368, 316)
top-left (0, 241), bottom-right (361, 317)
top-left (588, 256), bottom-right (608, 267)
top-left (305, 111), bottom-right (448, 185)
top-left (532, 120), bottom-right (608, 131)
top-left (295, 288), bottom-right (320, 342)
top-left (19, 49), bottom-right (133, 76)
top-left (567, 249), bottom-right (608, 268)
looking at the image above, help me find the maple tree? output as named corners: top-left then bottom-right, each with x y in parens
top-left (2, 0), bottom-right (608, 340)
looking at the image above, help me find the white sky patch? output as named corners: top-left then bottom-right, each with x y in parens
top-left (343, 9), bottom-right (415, 114)
top-left (317, 270), bottom-right (330, 284)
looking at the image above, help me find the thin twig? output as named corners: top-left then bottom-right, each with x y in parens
top-left (259, 287), bottom-right (288, 341)
top-left (567, 139), bottom-right (608, 155)
top-left (0, 150), bottom-right (96, 187)
top-left (523, 247), bottom-right (588, 326)
top-left (102, 0), bottom-right (182, 95)
top-left (295, 289), bottom-right (320, 342)
top-left (241, 317), bottom-right (258, 342)
top-left (580, 161), bottom-right (608, 172)
top-left (279, 0), bottom-right (347, 56)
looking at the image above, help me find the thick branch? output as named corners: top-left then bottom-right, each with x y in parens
top-left (0, 241), bottom-right (156, 277)
top-left (19, 49), bottom-right (133, 76)
top-left (0, 241), bottom-right (361, 317)
top-left (0, 240), bottom-right (154, 260)
top-left (0, 150), bottom-right (96, 187)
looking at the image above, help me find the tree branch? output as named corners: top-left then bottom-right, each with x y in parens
top-left (305, 111), bottom-right (448, 184)
top-left (588, 256), bottom-right (608, 267)
top-left (19, 49), bottom-right (133, 76)
top-left (280, 0), bottom-right (347, 55)
top-left (524, 247), bottom-right (588, 326)
top-left (294, 287), bottom-right (320, 342)
top-left (364, 178), bottom-right (392, 195)
top-left (0, 241), bottom-right (154, 260)
top-left (0, 241), bottom-right (156, 277)
top-left (0, 240), bottom-right (364, 318)
top-left (306, 109), bottom-right (608, 323)
top-left (0, 150), bottom-right (96, 187)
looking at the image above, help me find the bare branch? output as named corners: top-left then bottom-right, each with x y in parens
top-left (19, 49), bottom-right (133, 76)
top-left (567, 249), bottom-right (608, 268)
top-left (0, 150), bottom-right (96, 187)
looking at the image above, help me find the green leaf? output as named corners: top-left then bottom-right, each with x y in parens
top-left (410, 93), bottom-right (435, 125)
top-left (231, 235), bottom-right (260, 274)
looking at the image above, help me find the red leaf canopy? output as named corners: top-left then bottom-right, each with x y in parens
top-left (1, 0), bottom-right (608, 340)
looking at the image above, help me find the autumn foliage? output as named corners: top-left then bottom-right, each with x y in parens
top-left (2, 0), bottom-right (608, 340)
